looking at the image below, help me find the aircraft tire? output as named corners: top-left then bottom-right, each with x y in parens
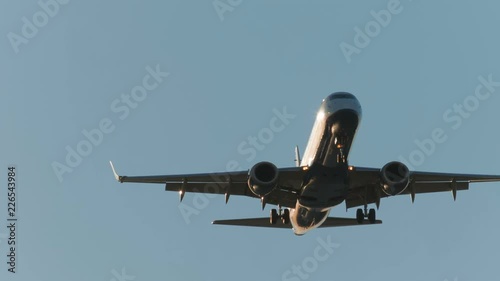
top-left (368, 208), bottom-right (376, 224)
top-left (356, 208), bottom-right (364, 224)
top-left (270, 209), bottom-right (278, 224)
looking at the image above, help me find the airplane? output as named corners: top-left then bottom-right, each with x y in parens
top-left (110, 92), bottom-right (500, 235)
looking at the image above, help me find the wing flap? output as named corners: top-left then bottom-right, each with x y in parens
top-left (345, 165), bottom-right (500, 209)
top-left (345, 181), bottom-right (470, 209)
top-left (109, 161), bottom-right (304, 208)
top-left (166, 182), bottom-right (250, 196)
top-left (410, 181), bottom-right (468, 194)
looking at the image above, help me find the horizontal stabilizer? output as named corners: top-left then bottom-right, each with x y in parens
top-left (319, 217), bottom-right (382, 227)
top-left (212, 217), bottom-right (382, 229)
top-left (212, 218), bottom-right (291, 228)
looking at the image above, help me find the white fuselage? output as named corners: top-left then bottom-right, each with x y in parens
top-left (289, 92), bottom-right (362, 235)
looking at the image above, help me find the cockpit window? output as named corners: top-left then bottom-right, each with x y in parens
top-left (329, 93), bottom-right (355, 100)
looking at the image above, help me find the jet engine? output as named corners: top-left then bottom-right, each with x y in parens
top-left (247, 161), bottom-right (279, 197)
top-left (380, 161), bottom-right (410, 196)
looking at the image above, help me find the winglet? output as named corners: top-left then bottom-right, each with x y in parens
top-left (109, 161), bottom-right (122, 182)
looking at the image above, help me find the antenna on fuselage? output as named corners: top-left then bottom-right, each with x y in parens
top-left (294, 145), bottom-right (301, 167)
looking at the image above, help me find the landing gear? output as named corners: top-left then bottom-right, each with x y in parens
top-left (356, 207), bottom-right (376, 224)
top-left (282, 209), bottom-right (290, 224)
top-left (356, 186), bottom-right (377, 224)
top-left (368, 208), bottom-right (376, 224)
top-left (356, 208), bottom-right (364, 224)
top-left (270, 209), bottom-right (278, 224)
top-left (270, 207), bottom-right (290, 225)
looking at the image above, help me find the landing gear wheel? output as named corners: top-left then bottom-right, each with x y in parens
top-left (356, 208), bottom-right (364, 224)
top-left (368, 208), bottom-right (376, 224)
top-left (270, 209), bottom-right (278, 225)
top-left (281, 209), bottom-right (290, 224)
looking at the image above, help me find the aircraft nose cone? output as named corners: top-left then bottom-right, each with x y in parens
top-left (321, 92), bottom-right (362, 119)
top-left (325, 92), bottom-right (357, 101)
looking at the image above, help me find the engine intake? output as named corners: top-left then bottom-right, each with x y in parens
top-left (381, 161), bottom-right (410, 196)
top-left (248, 161), bottom-right (279, 197)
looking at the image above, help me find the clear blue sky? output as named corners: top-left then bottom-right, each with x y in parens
top-left (1, 1), bottom-right (500, 280)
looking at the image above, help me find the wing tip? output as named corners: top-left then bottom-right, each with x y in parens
top-left (109, 161), bottom-right (122, 182)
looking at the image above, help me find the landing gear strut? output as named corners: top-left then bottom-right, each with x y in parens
top-left (270, 209), bottom-right (278, 224)
top-left (356, 206), bottom-right (376, 224)
top-left (356, 186), bottom-right (377, 224)
top-left (270, 206), bottom-right (290, 225)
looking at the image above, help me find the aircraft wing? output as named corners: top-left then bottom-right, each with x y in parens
top-left (212, 216), bottom-right (382, 229)
top-left (109, 161), bottom-right (306, 208)
top-left (345, 166), bottom-right (500, 209)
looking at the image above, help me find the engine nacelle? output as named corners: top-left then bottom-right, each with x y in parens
top-left (247, 161), bottom-right (279, 197)
top-left (380, 161), bottom-right (410, 196)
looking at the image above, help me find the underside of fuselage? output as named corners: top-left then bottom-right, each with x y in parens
top-left (290, 92), bottom-right (362, 235)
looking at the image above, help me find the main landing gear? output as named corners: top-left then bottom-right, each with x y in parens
top-left (356, 206), bottom-right (376, 224)
top-left (270, 207), bottom-right (290, 225)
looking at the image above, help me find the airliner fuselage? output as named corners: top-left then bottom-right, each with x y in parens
top-left (290, 92), bottom-right (362, 235)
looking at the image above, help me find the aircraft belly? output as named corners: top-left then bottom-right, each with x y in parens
top-left (299, 180), bottom-right (347, 209)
